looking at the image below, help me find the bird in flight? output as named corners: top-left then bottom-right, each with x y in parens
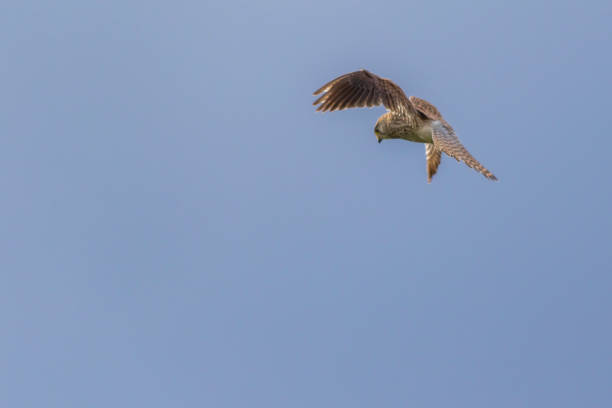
top-left (313, 70), bottom-right (497, 182)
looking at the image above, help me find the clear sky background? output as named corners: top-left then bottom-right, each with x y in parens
top-left (2, 1), bottom-right (611, 407)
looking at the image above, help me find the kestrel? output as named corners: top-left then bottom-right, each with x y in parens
top-left (313, 70), bottom-right (497, 182)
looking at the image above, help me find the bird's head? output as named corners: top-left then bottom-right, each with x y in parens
top-left (374, 113), bottom-right (390, 143)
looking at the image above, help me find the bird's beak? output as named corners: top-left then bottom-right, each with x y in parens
top-left (378, 137), bottom-right (382, 144)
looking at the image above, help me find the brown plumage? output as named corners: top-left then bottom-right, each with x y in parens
top-left (425, 143), bottom-right (442, 183)
top-left (313, 69), bottom-right (497, 182)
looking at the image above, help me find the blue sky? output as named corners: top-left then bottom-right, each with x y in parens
top-left (2, 1), bottom-right (611, 407)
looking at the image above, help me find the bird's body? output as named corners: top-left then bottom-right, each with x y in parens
top-left (375, 111), bottom-right (433, 143)
top-left (312, 69), bottom-right (497, 182)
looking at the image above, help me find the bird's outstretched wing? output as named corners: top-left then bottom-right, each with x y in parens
top-left (409, 96), bottom-right (497, 181)
top-left (431, 121), bottom-right (497, 181)
top-left (313, 70), bottom-right (411, 114)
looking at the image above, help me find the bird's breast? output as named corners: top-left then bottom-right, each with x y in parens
top-left (396, 123), bottom-right (433, 144)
